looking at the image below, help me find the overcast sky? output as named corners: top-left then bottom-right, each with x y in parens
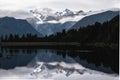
top-left (0, 0), bottom-right (119, 11)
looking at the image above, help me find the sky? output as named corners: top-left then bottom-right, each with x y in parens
top-left (0, 0), bottom-right (119, 11)
top-left (0, 0), bottom-right (119, 19)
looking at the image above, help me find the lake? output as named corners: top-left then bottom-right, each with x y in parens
top-left (0, 46), bottom-right (118, 80)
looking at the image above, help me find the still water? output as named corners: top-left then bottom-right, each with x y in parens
top-left (0, 46), bottom-right (117, 74)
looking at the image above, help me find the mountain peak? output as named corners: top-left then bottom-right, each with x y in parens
top-left (64, 8), bottom-right (72, 12)
top-left (62, 9), bottom-right (74, 16)
top-left (30, 8), bottom-right (85, 22)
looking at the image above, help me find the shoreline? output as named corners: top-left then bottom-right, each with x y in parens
top-left (0, 42), bottom-right (80, 46)
top-left (0, 42), bottom-right (118, 50)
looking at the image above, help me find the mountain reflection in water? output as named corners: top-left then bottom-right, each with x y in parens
top-left (0, 46), bottom-right (118, 74)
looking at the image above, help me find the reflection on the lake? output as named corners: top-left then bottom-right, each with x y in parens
top-left (0, 47), bottom-right (118, 74)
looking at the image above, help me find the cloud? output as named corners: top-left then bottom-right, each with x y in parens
top-left (0, 0), bottom-right (119, 11)
top-left (0, 0), bottom-right (119, 19)
top-left (0, 10), bottom-right (33, 19)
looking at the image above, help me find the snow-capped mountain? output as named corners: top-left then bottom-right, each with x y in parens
top-left (1, 8), bottom-right (118, 36)
top-left (29, 8), bottom-right (85, 23)
top-left (27, 8), bottom-right (86, 36)
top-left (27, 8), bottom-right (119, 36)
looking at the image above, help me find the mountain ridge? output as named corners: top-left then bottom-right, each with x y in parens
top-left (0, 17), bottom-right (42, 37)
top-left (71, 10), bottom-right (119, 29)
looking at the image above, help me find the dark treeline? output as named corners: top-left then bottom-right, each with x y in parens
top-left (0, 33), bottom-right (38, 42)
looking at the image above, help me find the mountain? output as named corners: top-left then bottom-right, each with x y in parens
top-left (0, 17), bottom-right (42, 36)
top-left (0, 8), bottom-right (119, 37)
top-left (71, 10), bottom-right (119, 29)
top-left (27, 8), bottom-right (86, 36)
top-left (29, 8), bottom-right (85, 22)
top-left (27, 8), bottom-right (119, 36)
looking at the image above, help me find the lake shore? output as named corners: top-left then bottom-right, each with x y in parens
top-left (0, 42), bottom-right (80, 46)
top-left (0, 42), bottom-right (118, 50)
